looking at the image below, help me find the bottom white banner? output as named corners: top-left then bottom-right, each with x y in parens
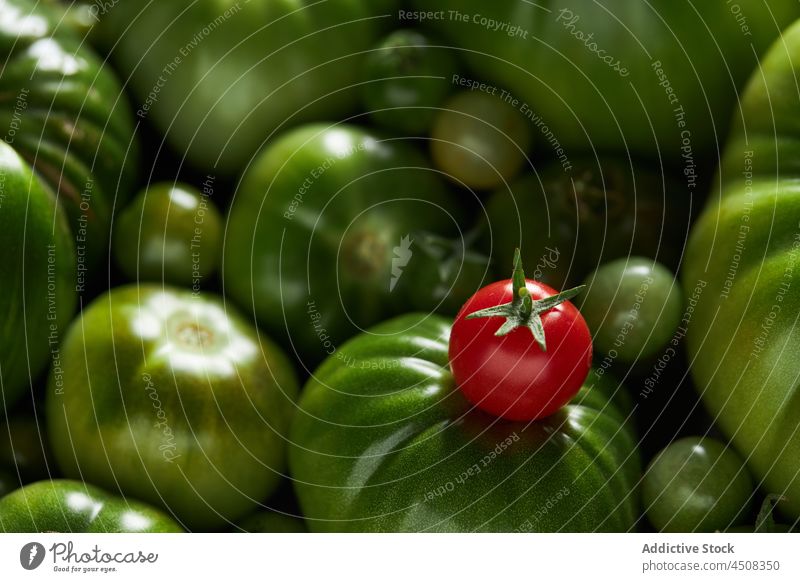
top-left (0, 534), bottom-right (797, 581)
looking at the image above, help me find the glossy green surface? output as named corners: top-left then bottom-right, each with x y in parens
top-left (483, 159), bottom-right (689, 287)
top-left (683, 19), bottom-right (800, 520)
top-left (113, 182), bottom-right (223, 286)
top-left (290, 313), bottom-right (640, 532)
top-left (387, 232), bottom-right (490, 316)
top-left (643, 438), bottom-right (753, 533)
top-left (581, 258), bottom-right (683, 363)
top-left (0, 142), bottom-right (76, 413)
top-left (224, 123), bottom-right (471, 364)
top-left (0, 0), bottom-right (138, 267)
top-left (46, 286), bottom-right (299, 530)
top-left (361, 29), bottom-right (458, 135)
top-left (413, 0), bottom-right (799, 160)
top-left (99, 0), bottom-right (396, 174)
top-left (0, 480), bottom-right (183, 532)
top-left (431, 91), bottom-right (531, 190)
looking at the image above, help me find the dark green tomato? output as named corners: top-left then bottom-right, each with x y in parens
top-left (388, 231), bottom-right (490, 316)
top-left (482, 158), bottom-right (689, 288)
top-left (361, 29), bottom-right (458, 135)
top-left (580, 258), bottom-right (683, 363)
top-left (236, 511), bottom-right (307, 533)
top-left (0, 480), bottom-right (183, 532)
top-left (431, 91), bottom-right (532, 190)
top-left (0, 416), bottom-right (52, 484)
top-left (113, 182), bottom-right (222, 287)
top-left (414, 0), bottom-right (798, 161)
top-left (98, 0), bottom-right (396, 174)
top-left (46, 286), bottom-right (299, 531)
top-left (224, 123), bottom-right (466, 365)
top-left (0, 0), bottom-right (138, 268)
top-left (571, 369), bottom-right (634, 422)
top-left (683, 20), bottom-right (800, 521)
top-left (643, 438), bottom-right (754, 532)
top-left (290, 313), bottom-right (641, 532)
top-left (0, 142), bottom-right (76, 414)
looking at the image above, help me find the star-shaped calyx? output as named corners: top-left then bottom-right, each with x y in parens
top-left (465, 249), bottom-right (585, 351)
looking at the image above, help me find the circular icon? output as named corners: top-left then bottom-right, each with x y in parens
top-left (19, 542), bottom-right (46, 570)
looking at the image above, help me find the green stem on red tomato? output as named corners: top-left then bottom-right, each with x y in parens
top-left (466, 249), bottom-right (584, 351)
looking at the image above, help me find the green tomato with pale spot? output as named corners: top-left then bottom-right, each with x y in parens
top-left (46, 286), bottom-right (299, 531)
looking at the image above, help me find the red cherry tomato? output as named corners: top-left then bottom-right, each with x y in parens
top-left (448, 251), bottom-right (592, 421)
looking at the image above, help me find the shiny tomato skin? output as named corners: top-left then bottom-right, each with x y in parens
top-left (449, 279), bottom-right (592, 421)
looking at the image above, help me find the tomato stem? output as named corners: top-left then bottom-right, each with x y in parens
top-left (755, 494), bottom-right (786, 533)
top-left (466, 249), bottom-right (584, 351)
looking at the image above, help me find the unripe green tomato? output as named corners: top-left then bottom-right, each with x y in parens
top-left (46, 285), bottom-right (299, 530)
top-left (113, 183), bottom-right (222, 287)
top-left (0, 142), bottom-right (76, 414)
top-left (0, 480), bottom-right (183, 533)
top-left (643, 438), bottom-right (754, 532)
top-left (97, 0), bottom-right (396, 174)
top-left (580, 258), bottom-right (683, 363)
top-left (388, 231), bottom-right (490, 316)
top-left (361, 29), bottom-right (458, 135)
top-left (481, 158), bottom-right (690, 288)
top-left (431, 91), bottom-right (532, 190)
